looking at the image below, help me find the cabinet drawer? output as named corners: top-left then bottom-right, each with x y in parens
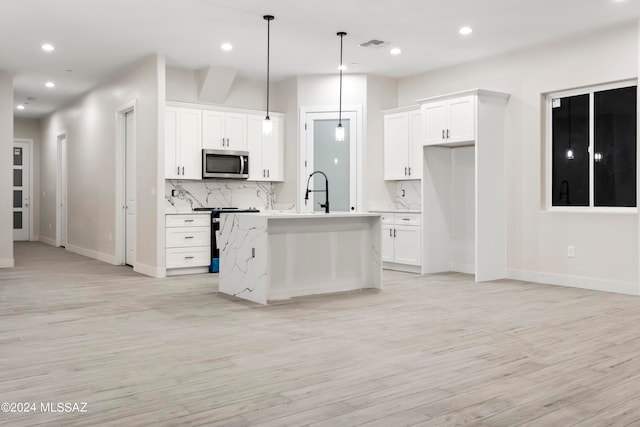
top-left (166, 214), bottom-right (210, 227)
top-left (166, 227), bottom-right (210, 248)
top-left (379, 213), bottom-right (394, 225)
top-left (166, 247), bottom-right (211, 269)
top-left (395, 213), bottom-right (421, 226)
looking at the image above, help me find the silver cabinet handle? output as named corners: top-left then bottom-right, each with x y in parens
top-left (393, 229), bottom-right (396, 237)
top-left (408, 167), bottom-right (411, 176)
top-left (389, 228), bottom-right (392, 237)
top-left (263, 169), bottom-right (266, 178)
top-left (184, 256), bottom-right (194, 259)
top-left (184, 219), bottom-right (194, 222)
top-left (404, 167), bottom-right (407, 175)
top-left (402, 218), bottom-right (410, 221)
top-left (181, 166), bottom-right (185, 175)
top-left (267, 169), bottom-right (270, 178)
top-left (442, 129), bottom-right (445, 139)
top-left (177, 166), bottom-right (180, 175)
top-left (184, 236), bottom-right (194, 239)
top-left (221, 137), bottom-right (225, 147)
top-left (446, 129), bottom-right (450, 139)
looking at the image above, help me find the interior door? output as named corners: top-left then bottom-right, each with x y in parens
top-left (12, 141), bottom-right (30, 241)
top-left (125, 111), bottom-right (137, 266)
top-left (304, 111), bottom-right (357, 212)
top-left (59, 136), bottom-right (68, 247)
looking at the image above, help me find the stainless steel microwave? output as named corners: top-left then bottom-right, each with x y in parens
top-left (202, 149), bottom-right (249, 179)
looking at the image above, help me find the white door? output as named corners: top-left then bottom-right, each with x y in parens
top-left (447, 96), bottom-right (475, 143)
top-left (383, 112), bottom-right (409, 180)
top-left (178, 108), bottom-right (202, 179)
top-left (224, 113), bottom-right (247, 150)
top-left (394, 225), bottom-right (422, 266)
top-left (12, 141), bottom-right (30, 241)
top-left (58, 136), bottom-right (68, 247)
top-left (125, 111), bottom-right (137, 266)
top-left (262, 116), bottom-right (282, 181)
top-left (303, 111), bottom-right (357, 212)
top-left (247, 115), bottom-right (265, 180)
top-left (423, 101), bottom-right (447, 145)
top-left (202, 110), bottom-right (225, 149)
top-left (381, 225), bottom-right (394, 263)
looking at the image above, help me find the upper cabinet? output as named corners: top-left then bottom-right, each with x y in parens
top-left (422, 95), bottom-right (475, 145)
top-left (247, 114), bottom-right (284, 181)
top-left (383, 107), bottom-right (422, 180)
top-left (165, 106), bottom-right (202, 180)
top-left (202, 111), bottom-right (247, 150)
top-left (165, 103), bottom-right (286, 182)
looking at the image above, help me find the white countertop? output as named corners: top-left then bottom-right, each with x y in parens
top-left (369, 209), bottom-right (422, 214)
top-left (228, 211), bottom-right (381, 219)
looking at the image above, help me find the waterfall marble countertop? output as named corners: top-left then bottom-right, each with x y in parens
top-left (369, 209), bottom-right (422, 213)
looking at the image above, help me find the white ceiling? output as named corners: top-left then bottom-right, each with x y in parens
top-left (3, 0), bottom-right (640, 118)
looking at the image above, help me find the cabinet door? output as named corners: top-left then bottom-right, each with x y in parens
top-left (423, 101), bottom-right (447, 146)
top-left (447, 96), bottom-right (475, 143)
top-left (263, 116), bottom-right (283, 181)
top-left (202, 111), bottom-right (225, 149)
top-left (382, 225), bottom-right (395, 263)
top-left (384, 113), bottom-right (410, 180)
top-left (246, 115), bottom-right (265, 181)
top-left (408, 110), bottom-right (423, 179)
top-left (178, 109), bottom-right (202, 180)
top-left (225, 113), bottom-right (247, 150)
top-left (165, 107), bottom-right (180, 179)
top-left (393, 225), bottom-right (421, 266)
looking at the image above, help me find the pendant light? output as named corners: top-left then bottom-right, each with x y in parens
top-left (263, 15), bottom-right (275, 135)
top-left (335, 31), bottom-right (347, 141)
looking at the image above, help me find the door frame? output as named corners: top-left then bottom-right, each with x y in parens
top-left (55, 132), bottom-right (67, 247)
top-left (13, 138), bottom-right (34, 241)
top-left (115, 100), bottom-right (137, 266)
top-left (298, 105), bottom-right (363, 212)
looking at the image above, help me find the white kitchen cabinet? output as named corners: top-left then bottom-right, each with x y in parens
top-left (418, 89), bottom-right (510, 282)
top-left (377, 212), bottom-right (421, 271)
top-left (165, 213), bottom-right (210, 275)
top-left (202, 110), bottom-right (247, 150)
top-left (247, 114), bottom-right (284, 181)
top-left (422, 95), bottom-right (475, 145)
top-left (383, 107), bottom-right (422, 180)
top-left (165, 107), bottom-right (202, 180)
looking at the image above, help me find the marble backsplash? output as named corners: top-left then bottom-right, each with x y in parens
top-left (165, 180), bottom-right (285, 212)
top-left (394, 180), bottom-right (422, 210)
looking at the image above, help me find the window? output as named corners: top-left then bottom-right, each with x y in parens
top-left (548, 82), bottom-right (637, 209)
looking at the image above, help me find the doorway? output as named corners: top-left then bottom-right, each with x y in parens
top-left (300, 108), bottom-right (362, 212)
top-left (116, 101), bottom-right (137, 267)
top-left (12, 140), bottom-right (32, 241)
top-left (56, 134), bottom-right (67, 247)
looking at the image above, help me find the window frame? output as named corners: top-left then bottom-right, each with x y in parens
top-left (545, 79), bottom-right (638, 213)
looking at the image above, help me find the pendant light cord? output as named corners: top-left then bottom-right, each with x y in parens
top-left (264, 15), bottom-right (274, 120)
top-left (338, 32), bottom-right (345, 126)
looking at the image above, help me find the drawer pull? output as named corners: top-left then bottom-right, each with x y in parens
top-left (184, 256), bottom-right (194, 259)
top-left (184, 236), bottom-right (194, 239)
top-left (184, 219), bottom-right (194, 222)
top-left (402, 218), bottom-right (411, 221)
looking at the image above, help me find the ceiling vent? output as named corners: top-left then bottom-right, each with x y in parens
top-left (358, 39), bottom-right (389, 49)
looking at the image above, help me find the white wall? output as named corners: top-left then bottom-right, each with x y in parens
top-left (14, 118), bottom-right (41, 240)
top-left (0, 70), bottom-right (14, 268)
top-left (399, 22), bottom-right (639, 288)
top-left (166, 67), bottom-right (267, 111)
top-left (40, 55), bottom-right (165, 276)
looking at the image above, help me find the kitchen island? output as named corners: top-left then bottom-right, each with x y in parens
top-left (219, 212), bottom-right (382, 304)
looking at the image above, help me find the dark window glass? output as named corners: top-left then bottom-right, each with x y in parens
top-left (13, 212), bottom-right (22, 230)
top-left (13, 147), bottom-right (22, 166)
top-left (13, 190), bottom-right (22, 208)
top-left (13, 169), bottom-right (22, 187)
top-left (594, 86), bottom-right (637, 207)
top-left (552, 94), bottom-right (590, 206)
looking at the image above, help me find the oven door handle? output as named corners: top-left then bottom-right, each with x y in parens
top-left (240, 155), bottom-right (247, 175)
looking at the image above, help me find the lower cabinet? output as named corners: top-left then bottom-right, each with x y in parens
top-left (165, 214), bottom-right (211, 275)
top-left (380, 212), bottom-right (421, 272)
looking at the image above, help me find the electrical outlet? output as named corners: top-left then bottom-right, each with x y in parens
top-left (171, 189), bottom-right (178, 197)
top-left (568, 245), bottom-right (575, 258)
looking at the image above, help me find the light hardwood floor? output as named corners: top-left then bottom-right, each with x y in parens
top-left (2, 242), bottom-right (640, 426)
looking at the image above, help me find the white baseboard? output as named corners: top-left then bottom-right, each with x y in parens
top-left (0, 258), bottom-right (15, 268)
top-left (166, 267), bottom-right (208, 276)
top-left (508, 269), bottom-right (640, 296)
top-left (451, 262), bottom-right (475, 275)
top-left (66, 244), bottom-right (117, 265)
top-left (40, 236), bottom-right (57, 247)
top-left (135, 262), bottom-right (166, 278)
top-left (383, 262), bottom-right (421, 274)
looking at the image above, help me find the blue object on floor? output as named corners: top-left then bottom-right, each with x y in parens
top-left (210, 258), bottom-right (220, 273)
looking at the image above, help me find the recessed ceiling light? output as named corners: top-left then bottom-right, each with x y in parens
top-left (338, 64), bottom-right (348, 71)
top-left (459, 26), bottom-right (473, 36)
top-left (16, 104), bottom-right (25, 110)
top-left (41, 43), bottom-right (55, 52)
top-left (45, 81), bottom-right (55, 88)
top-left (221, 43), bottom-right (233, 51)
top-left (390, 47), bottom-right (402, 55)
